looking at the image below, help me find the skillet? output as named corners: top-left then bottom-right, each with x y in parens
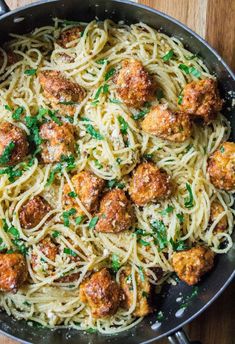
top-left (0, 0), bottom-right (234, 343)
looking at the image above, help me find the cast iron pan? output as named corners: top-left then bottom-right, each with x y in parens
top-left (0, 1), bottom-right (234, 343)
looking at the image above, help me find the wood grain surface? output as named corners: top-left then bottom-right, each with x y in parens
top-left (1, 1), bottom-right (235, 344)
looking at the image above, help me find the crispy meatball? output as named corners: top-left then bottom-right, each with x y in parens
top-left (129, 162), bottom-right (172, 206)
top-left (0, 122), bottom-right (28, 166)
top-left (63, 171), bottom-right (105, 215)
top-left (31, 236), bottom-right (58, 270)
top-left (39, 70), bottom-right (86, 116)
top-left (57, 26), bottom-right (83, 48)
top-left (114, 59), bottom-right (155, 108)
top-left (95, 189), bottom-right (134, 233)
top-left (19, 196), bottom-right (51, 229)
top-left (210, 200), bottom-right (228, 233)
top-left (39, 121), bottom-right (75, 163)
top-left (119, 266), bottom-right (152, 317)
top-left (0, 253), bottom-right (28, 292)
top-left (172, 246), bottom-right (214, 285)
top-left (180, 78), bottom-right (223, 122)
top-left (208, 142), bottom-right (235, 191)
top-left (79, 268), bottom-right (122, 318)
top-left (142, 105), bottom-right (191, 142)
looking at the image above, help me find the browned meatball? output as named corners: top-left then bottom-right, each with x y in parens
top-left (210, 200), bottom-right (228, 233)
top-left (208, 142), bottom-right (235, 191)
top-left (31, 236), bottom-right (58, 270)
top-left (19, 196), bottom-right (51, 229)
top-left (57, 26), bottom-right (83, 48)
top-left (63, 171), bottom-right (105, 216)
top-left (129, 162), bottom-right (172, 206)
top-left (79, 268), bottom-right (122, 318)
top-left (142, 105), bottom-right (191, 142)
top-left (180, 78), bottom-right (223, 122)
top-left (0, 253), bottom-right (28, 292)
top-left (39, 121), bottom-right (75, 163)
top-left (119, 266), bottom-right (152, 317)
top-left (39, 70), bottom-right (86, 116)
top-left (172, 246), bottom-right (214, 285)
top-left (114, 59), bottom-right (155, 108)
top-left (0, 122), bottom-right (28, 166)
top-left (95, 189), bottom-right (134, 233)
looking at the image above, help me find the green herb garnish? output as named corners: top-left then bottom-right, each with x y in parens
top-left (176, 213), bottom-right (184, 224)
top-left (62, 208), bottom-right (77, 227)
top-left (132, 109), bottom-right (149, 120)
top-left (109, 98), bottom-right (121, 104)
top-left (178, 64), bottom-right (201, 78)
top-left (161, 205), bottom-right (174, 216)
top-left (162, 49), bottom-right (174, 62)
top-left (111, 254), bottom-right (120, 272)
top-left (12, 107), bottom-right (24, 121)
top-left (138, 266), bottom-right (145, 281)
top-left (118, 116), bottom-right (128, 134)
top-left (52, 231), bottom-right (60, 238)
top-left (184, 183), bottom-right (194, 208)
top-left (151, 220), bottom-right (168, 251)
top-left (85, 124), bottom-right (104, 140)
top-left (170, 238), bottom-right (188, 251)
top-left (75, 215), bottom-right (84, 225)
top-left (88, 216), bottom-right (99, 229)
top-left (107, 179), bottom-right (125, 189)
top-left (0, 141), bottom-right (15, 165)
top-left (24, 69), bottom-right (37, 76)
top-left (96, 58), bottom-right (108, 65)
top-left (104, 67), bottom-right (116, 81)
top-left (68, 191), bottom-right (77, 198)
top-left (63, 248), bottom-right (77, 257)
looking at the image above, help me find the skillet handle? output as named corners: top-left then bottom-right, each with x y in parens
top-left (0, 0), bottom-right (10, 16)
top-left (168, 329), bottom-right (201, 344)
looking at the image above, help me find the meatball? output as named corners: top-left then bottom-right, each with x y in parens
top-left (0, 253), bottom-right (28, 292)
top-left (39, 70), bottom-right (86, 116)
top-left (39, 121), bottom-right (75, 163)
top-left (172, 246), bottom-right (214, 285)
top-left (63, 171), bottom-right (106, 215)
top-left (142, 105), bottom-right (191, 142)
top-left (210, 200), bottom-right (228, 233)
top-left (180, 78), bottom-right (223, 122)
top-left (119, 266), bottom-right (152, 317)
top-left (95, 189), bottom-right (134, 233)
top-left (129, 162), bottom-right (172, 206)
top-left (57, 26), bottom-right (83, 48)
top-left (19, 196), bottom-right (51, 229)
top-left (79, 268), bottom-right (122, 318)
top-left (0, 122), bottom-right (28, 166)
top-left (114, 59), bottom-right (155, 108)
top-left (31, 236), bottom-right (58, 270)
top-left (208, 142), bottom-right (235, 191)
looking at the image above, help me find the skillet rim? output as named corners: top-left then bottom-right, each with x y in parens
top-left (0, 1), bottom-right (234, 343)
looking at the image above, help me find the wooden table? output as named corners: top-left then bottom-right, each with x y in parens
top-left (1, 1), bottom-right (235, 343)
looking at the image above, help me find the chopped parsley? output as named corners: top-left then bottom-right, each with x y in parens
top-left (151, 220), bottom-right (168, 251)
top-left (176, 213), bottom-right (184, 224)
top-left (63, 248), bottom-right (77, 257)
top-left (184, 54), bottom-right (198, 60)
top-left (104, 67), bottom-right (116, 81)
top-left (4, 105), bottom-right (12, 111)
top-left (111, 254), bottom-right (120, 272)
top-left (48, 109), bottom-right (62, 125)
top-left (85, 124), bottom-right (104, 140)
top-left (184, 183), bottom-right (194, 208)
top-left (52, 231), bottom-right (60, 238)
top-left (142, 291), bottom-right (149, 298)
top-left (62, 208), bottom-right (77, 227)
top-left (24, 69), bottom-right (37, 76)
top-left (68, 191), bottom-right (77, 198)
top-left (94, 159), bottom-right (103, 169)
top-left (170, 238), bottom-right (188, 251)
top-left (178, 64), bottom-right (201, 78)
top-left (107, 179), bottom-right (125, 189)
top-left (143, 153), bottom-right (153, 161)
top-left (46, 163), bottom-right (62, 186)
top-left (118, 116), bottom-right (128, 134)
top-left (116, 157), bottom-right (122, 164)
top-left (96, 58), bottom-right (108, 65)
top-left (88, 216), bottom-right (99, 229)
top-left (109, 98), bottom-right (121, 104)
top-left (138, 266), bottom-right (145, 281)
top-left (178, 94), bottom-right (183, 105)
top-left (12, 106), bottom-right (24, 121)
top-left (138, 238), bottom-right (150, 246)
top-left (162, 49), bottom-right (174, 62)
top-left (156, 311), bottom-right (164, 322)
top-left (8, 226), bottom-right (20, 238)
top-left (132, 109), bottom-right (149, 120)
top-left (161, 205), bottom-right (174, 216)
top-left (220, 146), bottom-right (225, 153)
top-left (180, 286), bottom-right (199, 309)
top-left (86, 328), bottom-right (97, 334)
top-left (0, 166), bottom-right (22, 182)
top-left (75, 215), bottom-right (84, 225)
top-left (0, 141), bottom-right (15, 165)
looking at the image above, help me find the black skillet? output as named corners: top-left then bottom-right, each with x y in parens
top-left (0, 1), bottom-right (234, 343)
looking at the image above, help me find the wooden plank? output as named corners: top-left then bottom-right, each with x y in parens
top-left (1, 1), bottom-right (234, 343)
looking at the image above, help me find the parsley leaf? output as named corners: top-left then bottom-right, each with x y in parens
top-left (178, 64), bottom-right (201, 78)
top-left (132, 109), bottom-right (149, 120)
top-left (162, 49), bottom-right (174, 62)
top-left (64, 247), bottom-right (77, 257)
top-left (75, 215), bottom-right (84, 225)
top-left (96, 58), bottom-right (108, 65)
top-left (109, 98), bottom-right (121, 104)
top-left (184, 183), bottom-right (194, 208)
top-left (104, 67), bottom-right (116, 81)
top-left (161, 205), bottom-right (174, 216)
top-left (68, 191), bottom-right (77, 198)
top-left (8, 226), bottom-right (20, 238)
top-left (220, 146), bottom-right (225, 153)
top-left (138, 266), bottom-right (145, 281)
top-left (0, 141), bottom-right (15, 165)
top-left (12, 107), bottom-right (24, 121)
top-left (52, 231), bottom-right (60, 238)
top-left (24, 69), bottom-right (37, 76)
top-left (88, 216), bottom-right (99, 229)
top-left (107, 179), bottom-right (125, 189)
top-left (111, 254), bottom-right (120, 272)
top-left (62, 208), bottom-right (77, 227)
top-left (176, 213), bottom-right (184, 224)
top-left (151, 220), bottom-right (168, 251)
top-left (85, 124), bottom-right (104, 140)
top-left (118, 116), bottom-right (128, 134)
top-left (170, 238), bottom-right (188, 251)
